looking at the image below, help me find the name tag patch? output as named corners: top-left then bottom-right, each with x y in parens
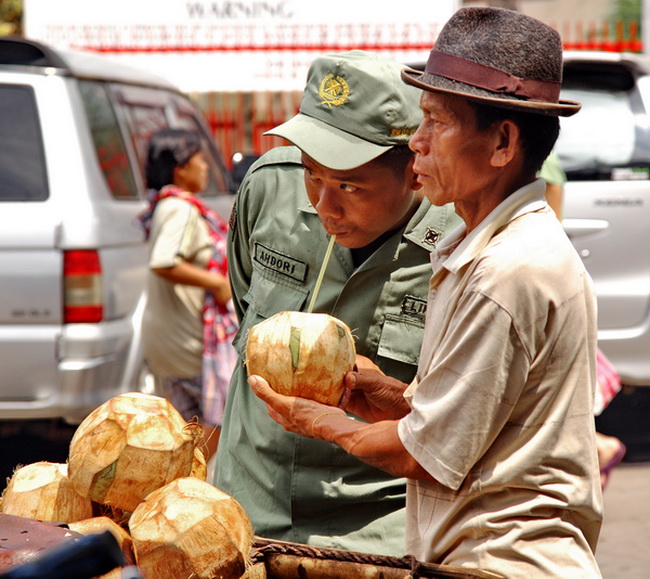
top-left (254, 243), bottom-right (308, 283)
top-left (401, 295), bottom-right (427, 319)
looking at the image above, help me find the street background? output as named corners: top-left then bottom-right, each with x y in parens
top-left (595, 387), bottom-right (650, 577)
top-left (597, 460), bottom-right (650, 578)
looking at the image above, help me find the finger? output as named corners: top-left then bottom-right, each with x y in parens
top-left (343, 371), bottom-right (359, 390)
top-left (248, 374), bottom-right (276, 402)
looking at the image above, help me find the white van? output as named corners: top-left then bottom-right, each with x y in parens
top-left (559, 51), bottom-right (650, 387)
top-left (0, 37), bottom-right (235, 425)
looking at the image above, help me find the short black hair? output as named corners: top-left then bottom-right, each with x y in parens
top-left (468, 102), bottom-right (560, 176)
top-left (375, 145), bottom-right (415, 174)
top-left (145, 128), bottom-right (202, 190)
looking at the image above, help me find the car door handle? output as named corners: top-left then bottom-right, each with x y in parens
top-left (562, 218), bottom-right (610, 239)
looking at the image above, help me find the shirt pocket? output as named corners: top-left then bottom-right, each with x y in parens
top-left (377, 313), bottom-right (425, 367)
top-left (233, 267), bottom-right (309, 354)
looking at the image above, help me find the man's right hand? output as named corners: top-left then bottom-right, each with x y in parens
top-left (340, 355), bottom-right (411, 422)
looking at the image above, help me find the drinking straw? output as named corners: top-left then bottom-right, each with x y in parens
top-left (307, 234), bottom-right (336, 313)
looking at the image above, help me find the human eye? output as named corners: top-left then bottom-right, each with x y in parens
top-left (339, 183), bottom-right (358, 193)
top-left (304, 167), bottom-right (319, 182)
top-left (423, 112), bottom-right (439, 126)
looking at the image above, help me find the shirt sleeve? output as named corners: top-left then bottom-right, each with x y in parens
top-left (398, 290), bottom-right (531, 491)
top-left (227, 170), bottom-right (256, 324)
top-left (149, 198), bottom-right (201, 269)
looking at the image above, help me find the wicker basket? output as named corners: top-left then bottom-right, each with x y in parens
top-left (243, 537), bottom-right (503, 579)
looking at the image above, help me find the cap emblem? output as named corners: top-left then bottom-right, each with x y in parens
top-left (319, 74), bottom-right (350, 108)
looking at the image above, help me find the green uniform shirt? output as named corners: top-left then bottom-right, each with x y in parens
top-left (214, 146), bottom-right (461, 556)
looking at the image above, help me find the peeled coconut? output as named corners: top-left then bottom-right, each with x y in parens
top-left (0, 461), bottom-right (93, 523)
top-left (245, 311), bottom-right (356, 406)
top-left (68, 392), bottom-right (203, 513)
top-left (129, 477), bottom-right (253, 579)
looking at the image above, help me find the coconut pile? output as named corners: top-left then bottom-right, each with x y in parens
top-left (0, 312), bottom-right (357, 578)
top-left (0, 392), bottom-right (253, 579)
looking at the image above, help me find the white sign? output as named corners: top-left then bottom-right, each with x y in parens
top-left (23, 0), bottom-right (460, 92)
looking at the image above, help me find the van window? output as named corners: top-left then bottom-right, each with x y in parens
top-left (558, 63), bottom-right (650, 180)
top-left (78, 80), bottom-right (139, 200)
top-left (0, 85), bottom-right (48, 201)
top-left (114, 85), bottom-right (232, 198)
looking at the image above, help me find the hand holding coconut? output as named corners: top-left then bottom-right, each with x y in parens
top-left (246, 316), bottom-right (434, 481)
top-left (245, 312), bottom-right (413, 442)
top-left (247, 374), bottom-right (347, 441)
top-left (247, 356), bottom-right (412, 444)
top-left (340, 356), bottom-right (412, 423)
top-left (247, 373), bottom-right (433, 483)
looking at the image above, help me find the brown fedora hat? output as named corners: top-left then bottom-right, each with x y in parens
top-left (402, 7), bottom-right (580, 117)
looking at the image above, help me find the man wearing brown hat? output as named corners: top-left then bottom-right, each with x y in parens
top-left (213, 50), bottom-right (461, 556)
top-left (249, 7), bottom-right (603, 577)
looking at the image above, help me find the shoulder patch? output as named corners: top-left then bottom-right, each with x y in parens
top-left (229, 197), bottom-right (237, 230)
top-left (253, 243), bottom-right (309, 283)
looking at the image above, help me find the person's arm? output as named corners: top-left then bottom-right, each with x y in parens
top-left (538, 152), bottom-right (565, 221)
top-left (248, 374), bottom-right (435, 482)
top-left (153, 261), bottom-right (231, 305)
top-left (226, 179), bottom-right (255, 323)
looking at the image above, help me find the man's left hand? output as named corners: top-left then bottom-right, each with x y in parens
top-left (248, 375), bottom-right (346, 439)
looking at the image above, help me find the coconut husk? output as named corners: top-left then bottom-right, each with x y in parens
top-left (191, 447), bottom-right (208, 481)
top-left (129, 477), bottom-right (253, 579)
top-left (67, 392), bottom-right (203, 513)
top-left (0, 462), bottom-right (93, 523)
top-left (245, 311), bottom-right (356, 406)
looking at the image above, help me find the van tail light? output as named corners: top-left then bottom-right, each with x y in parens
top-left (63, 250), bottom-right (104, 323)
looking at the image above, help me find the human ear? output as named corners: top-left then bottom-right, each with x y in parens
top-left (490, 120), bottom-right (519, 168)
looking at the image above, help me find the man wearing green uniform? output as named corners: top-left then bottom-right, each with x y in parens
top-left (213, 51), bottom-right (460, 556)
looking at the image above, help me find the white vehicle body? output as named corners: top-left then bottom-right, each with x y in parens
top-left (559, 51), bottom-right (650, 386)
top-left (0, 38), bottom-right (235, 424)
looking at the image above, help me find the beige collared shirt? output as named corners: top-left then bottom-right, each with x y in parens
top-left (398, 179), bottom-right (603, 577)
top-left (142, 196), bottom-right (211, 378)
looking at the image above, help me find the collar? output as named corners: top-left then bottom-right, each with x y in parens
top-left (438, 178), bottom-right (547, 274)
top-left (404, 198), bottom-right (458, 252)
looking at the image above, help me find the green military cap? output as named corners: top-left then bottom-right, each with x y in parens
top-left (265, 50), bottom-right (422, 170)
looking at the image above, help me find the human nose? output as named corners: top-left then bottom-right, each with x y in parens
top-left (409, 123), bottom-right (428, 155)
top-left (311, 184), bottom-right (343, 219)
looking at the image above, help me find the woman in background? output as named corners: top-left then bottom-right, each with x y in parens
top-left (137, 128), bottom-right (237, 461)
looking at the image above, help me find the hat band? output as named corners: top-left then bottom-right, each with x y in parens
top-left (425, 51), bottom-right (561, 104)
